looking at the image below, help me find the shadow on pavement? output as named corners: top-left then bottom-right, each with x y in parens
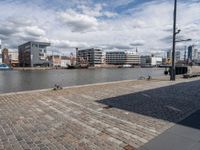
top-left (97, 80), bottom-right (200, 129)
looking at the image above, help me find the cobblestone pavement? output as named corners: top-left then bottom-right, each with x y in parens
top-left (0, 78), bottom-right (200, 150)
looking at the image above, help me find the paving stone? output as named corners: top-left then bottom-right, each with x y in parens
top-left (0, 78), bottom-right (200, 150)
top-left (40, 147), bottom-right (48, 150)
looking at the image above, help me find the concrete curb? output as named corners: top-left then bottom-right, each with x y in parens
top-left (1, 76), bottom-right (200, 96)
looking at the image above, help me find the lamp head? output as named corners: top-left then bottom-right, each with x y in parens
top-left (177, 29), bottom-right (181, 34)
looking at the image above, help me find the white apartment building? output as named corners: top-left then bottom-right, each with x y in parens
top-left (125, 51), bottom-right (140, 65)
top-left (106, 51), bottom-right (140, 65)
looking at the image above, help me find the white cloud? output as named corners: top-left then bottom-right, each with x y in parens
top-left (0, 18), bottom-right (46, 48)
top-left (51, 39), bottom-right (89, 49)
top-left (77, 4), bottom-right (117, 18)
top-left (25, 26), bottom-right (45, 37)
top-left (130, 40), bottom-right (145, 46)
top-left (58, 9), bottom-right (99, 32)
top-left (0, 0), bottom-right (199, 55)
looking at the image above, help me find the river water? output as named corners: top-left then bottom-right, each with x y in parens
top-left (0, 68), bottom-right (165, 93)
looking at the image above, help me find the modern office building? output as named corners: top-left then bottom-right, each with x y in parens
top-left (106, 51), bottom-right (126, 65)
top-left (76, 48), bottom-right (103, 66)
top-left (167, 50), bottom-right (171, 60)
top-left (18, 41), bottom-right (50, 67)
top-left (141, 55), bottom-right (162, 66)
top-left (141, 56), bottom-right (151, 66)
top-left (188, 45), bottom-right (198, 62)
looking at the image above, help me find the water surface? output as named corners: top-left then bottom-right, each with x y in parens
top-left (0, 68), bottom-right (165, 93)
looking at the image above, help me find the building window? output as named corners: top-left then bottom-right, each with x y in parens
top-left (32, 44), bottom-right (38, 48)
top-left (39, 53), bottom-right (44, 57)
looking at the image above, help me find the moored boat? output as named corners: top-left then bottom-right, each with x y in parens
top-left (0, 64), bottom-right (12, 70)
top-left (67, 64), bottom-right (88, 69)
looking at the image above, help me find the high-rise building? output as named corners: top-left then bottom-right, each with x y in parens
top-left (167, 50), bottom-right (171, 60)
top-left (188, 45), bottom-right (198, 62)
top-left (18, 41), bottom-right (50, 67)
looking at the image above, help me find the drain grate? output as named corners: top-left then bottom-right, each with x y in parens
top-left (124, 145), bottom-right (135, 150)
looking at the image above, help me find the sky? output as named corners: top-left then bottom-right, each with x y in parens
top-left (0, 0), bottom-right (200, 55)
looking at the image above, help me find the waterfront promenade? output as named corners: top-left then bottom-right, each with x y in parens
top-left (0, 77), bottom-right (200, 150)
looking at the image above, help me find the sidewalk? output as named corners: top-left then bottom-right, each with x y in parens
top-left (139, 110), bottom-right (200, 150)
top-left (0, 77), bottom-right (200, 150)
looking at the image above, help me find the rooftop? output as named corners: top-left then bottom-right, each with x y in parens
top-left (18, 41), bottom-right (51, 47)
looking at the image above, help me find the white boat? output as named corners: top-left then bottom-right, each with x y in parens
top-left (0, 64), bottom-right (12, 70)
top-left (122, 64), bottom-right (132, 68)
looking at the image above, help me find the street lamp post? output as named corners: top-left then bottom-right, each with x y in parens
top-left (170, 0), bottom-right (177, 81)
